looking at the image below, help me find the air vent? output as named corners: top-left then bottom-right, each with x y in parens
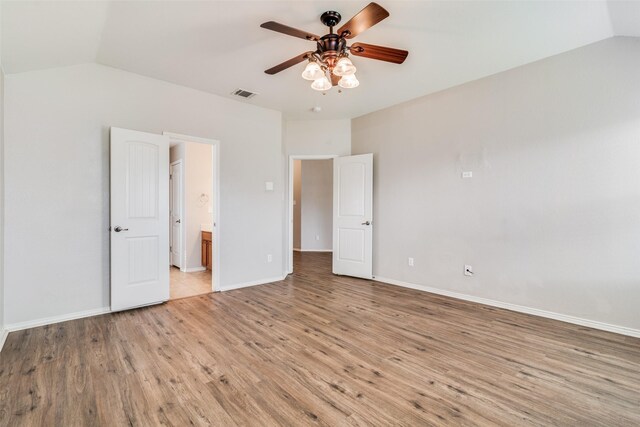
top-left (231, 88), bottom-right (258, 99)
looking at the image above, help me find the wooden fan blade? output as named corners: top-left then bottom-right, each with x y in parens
top-left (350, 42), bottom-right (408, 64)
top-left (265, 51), bottom-right (314, 75)
top-left (331, 73), bottom-right (340, 87)
top-left (260, 21), bottom-right (320, 41)
top-left (337, 2), bottom-right (389, 39)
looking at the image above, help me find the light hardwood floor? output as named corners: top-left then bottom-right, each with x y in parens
top-left (170, 266), bottom-right (212, 300)
top-left (1, 252), bottom-right (639, 426)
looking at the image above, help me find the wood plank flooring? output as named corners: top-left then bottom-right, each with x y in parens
top-left (1, 251), bottom-right (639, 426)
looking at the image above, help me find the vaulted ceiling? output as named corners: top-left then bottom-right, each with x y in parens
top-left (2, 1), bottom-right (639, 119)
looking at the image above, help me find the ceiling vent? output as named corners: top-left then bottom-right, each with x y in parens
top-left (231, 88), bottom-right (258, 99)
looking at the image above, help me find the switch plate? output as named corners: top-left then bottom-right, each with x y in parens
top-left (315, 235), bottom-right (320, 241)
top-left (464, 265), bottom-right (473, 276)
top-left (462, 171), bottom-right (473, 178)
top-left (408, 257), bottom-right (414, 267)
top-left (265, 181), bottom-right (274, 191)
top-left (267, 254), bottom-right (273, 263)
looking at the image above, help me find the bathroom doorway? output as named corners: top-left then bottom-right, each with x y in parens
top-left (166, 132), bottom-right (220, 299)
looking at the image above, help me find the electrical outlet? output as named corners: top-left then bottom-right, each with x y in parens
top-left (464, 265), bottom-right (473, 276)
top-left (408, 257), bottom-right (414, 267)
top-left (462, 171), bottom-right (473, 178)
top-left (267, 254), bottom-right (273, 263)
top-left (315, 235), bottom-right (320, 241)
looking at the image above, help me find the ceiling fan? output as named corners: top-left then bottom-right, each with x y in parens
top-left (260, 2), bottom-right (408, 92)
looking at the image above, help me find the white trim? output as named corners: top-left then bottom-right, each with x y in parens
top-left (288, 155), bottom-right (338, 274)
top-left (373, 276), bottom-right (640, 338)
top-left (0, 329), bottom-right (8, 353)
top-left (218, 275), bottom-right (286, 292)
top-left (295, 249), bottom-right (333, 252)
top-left (164, 132), bottom-right (221, 294)
top-left (170, 159), bottom-right (184, 269)
top-left (182, 266), bottom-right (207, 273)
top-left (293, 248), bottom-right (301, 252)
top-left (5, 307), bottom-right (112, 333)
top-left (164, 132), bottom-right (219, 146)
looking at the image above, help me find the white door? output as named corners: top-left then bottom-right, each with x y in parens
top-left (110, 127), bottom-right (170, 311)
top-left (169, 161), bottom-right (183, 268)
top-left (332, 153), bottom-right (373, 279)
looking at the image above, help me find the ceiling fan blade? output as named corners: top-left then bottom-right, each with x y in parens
top-left (331, 73), bottom-right (340, 87)
top-left (337, 2), bottom-right (389, 39)
top-left (265, 51), bottom-right (314, 75)
top-left (350, 42), bottom-right (408, 64)
top-left (260, 21), bottom-right (320, 41)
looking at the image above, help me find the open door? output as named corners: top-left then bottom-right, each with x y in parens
top-left (110, 127), bottom-right (170, 311)
top-left (332, 153), bottom-right (373, 279)
top-left (170, 161), bottom-right (183, 269)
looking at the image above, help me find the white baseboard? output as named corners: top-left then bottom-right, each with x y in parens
top-left (218, 275), bottom-right (287, 292)
top-left (6, 307), bottom-right (112, 333)
top-left (294, 249), bottom-right (333, 253)
top-left (0, 328), bottom-right (8, 353)
top-left (181, 266), bottom-right (206, 273)
top-left (293, 248), bottom-right (301, 252)
top-left (373, 276), bottom-right (640, 338)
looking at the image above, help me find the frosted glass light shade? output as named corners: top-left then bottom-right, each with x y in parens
top-left (338, 74), bottom-right (359, 89)
top-left (311, 76), bottom-right (332, 91)
top-left (333, 57), bottom-right (356, 76)
top-left (301, 62), bottom-right (324, 81)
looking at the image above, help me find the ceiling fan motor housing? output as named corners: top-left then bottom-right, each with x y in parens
top-left (317, 33), bottom-right (346, 66)
top-left (320, 11), bottom-right (342, 28)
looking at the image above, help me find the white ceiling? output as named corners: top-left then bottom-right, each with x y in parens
top-left (2, 1), bottom-right (639, 119)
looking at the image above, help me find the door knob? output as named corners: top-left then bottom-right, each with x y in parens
top-left (114, 226), bottom-right (129, 232)
top-left (361, 221), bottom-right (371, 226)
top-left (176, 219), bottom-right (181, 223)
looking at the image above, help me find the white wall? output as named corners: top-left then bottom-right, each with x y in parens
top-left (352, 37), bottom-right (640, 332)
top-left (0, 2), bottom-right (5, 341)
top-left (284, 120), bottom-right (351, 157)
top-left (0, 63), bottom-right (5, 340)
top-left (300, 160), bottom-right (332, 251)
top-left (293, 160), bottom-right (301, 250)
top-left (4, 63), bottom-right (283, 326)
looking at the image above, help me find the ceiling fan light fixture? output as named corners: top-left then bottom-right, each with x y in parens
top-left (338, 74), bottom-right (360, 89)
top-left (311, 76), bottom-right (332, 91)
top-left (333, 57), bottom-right (356, 76)
top-left (301, 61), bottom-right (324, 81)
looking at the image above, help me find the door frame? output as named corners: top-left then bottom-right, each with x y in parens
top-left (287, 154), bottom-right (338, 274)
top-left (164, 132), bottom-right (221, 293)
top-left (169, 159), bottom-right (184, 269)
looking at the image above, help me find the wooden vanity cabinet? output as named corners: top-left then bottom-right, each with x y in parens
top-left (201, 231), bottom-right (212, 270)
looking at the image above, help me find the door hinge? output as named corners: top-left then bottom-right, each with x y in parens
top-left (170, 246), bottom-right (172, 252)
top-left (170, 174), bottom-right (173, 180)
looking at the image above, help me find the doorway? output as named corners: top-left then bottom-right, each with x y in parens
top-left (165, 132), bottom-right (220, 300)
top-left (288, 155), bottom-right (337, 273)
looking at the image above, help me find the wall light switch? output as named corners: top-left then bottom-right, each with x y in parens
top-left (464, 265), bottom-right (473, 276)
top-left (265, 181), bottom-right (274, 191)
top-left (462, 171), bottom-right (473, 178)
